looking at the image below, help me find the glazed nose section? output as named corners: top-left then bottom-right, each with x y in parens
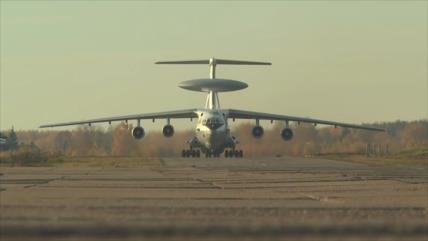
top-left (207, 129), bottom-right (222, 149)
top-left (208, 130), bottom-right (216, 142)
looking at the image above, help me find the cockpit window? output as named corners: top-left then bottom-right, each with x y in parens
top-left (203, 117), bottom-right (224, 130)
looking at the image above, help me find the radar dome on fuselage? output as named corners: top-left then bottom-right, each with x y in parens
top-left (178, 78), bottom-right (248, 92)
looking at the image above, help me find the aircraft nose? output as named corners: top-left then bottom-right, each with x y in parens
top-left (208, 130), bottom-right (221, 144)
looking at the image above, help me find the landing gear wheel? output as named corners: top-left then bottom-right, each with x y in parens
top-left (223, 149), bottom-right (244, 158)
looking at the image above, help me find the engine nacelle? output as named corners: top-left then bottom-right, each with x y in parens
top-left (162, 124), bottom-right (174, 137)
top-left (281, 128), bottom-right (293, 141)
top-left (252, 126), bottom-right (264, 138)
top-left (132, 126), bottom-right (145, 139)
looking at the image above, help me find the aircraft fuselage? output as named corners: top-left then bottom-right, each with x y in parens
top-left (193, 110), bottom-right (235, 155)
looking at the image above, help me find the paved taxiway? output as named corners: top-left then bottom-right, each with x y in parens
top-left (1, 156), bottom-right (427, 240)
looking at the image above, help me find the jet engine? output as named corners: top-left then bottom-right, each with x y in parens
top-left (281, 128), bottom-right (293, 141)
top-left (162, 124), bottom-right (174, 137)
top-left (252, 126), bottom-right (264, 138)
top-left (132, 126), bottom-right (145, 139)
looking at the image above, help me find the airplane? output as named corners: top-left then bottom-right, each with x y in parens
top-left (40, 58), bottom-right (384, 158)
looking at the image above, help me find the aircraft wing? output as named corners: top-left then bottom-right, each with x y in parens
top-left (226, 109), bottom-right (384, 132)
top-left (40, 109), bottom-right (198, 128)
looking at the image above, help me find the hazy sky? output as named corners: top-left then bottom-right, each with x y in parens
top-left (1, 1), bottom-right (427, 130)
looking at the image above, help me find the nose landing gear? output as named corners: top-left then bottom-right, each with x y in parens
top-left (181, 149), bottom-right (243, 158)
top-left (182, 149), bottom-right (201, 158)
top-left (224, 149), bottom-right (243, 158)
top-left (205, 151), bottom-right (220, 158)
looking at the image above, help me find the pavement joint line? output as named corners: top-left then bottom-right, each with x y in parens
top-left (208, 182), bottom-right (225, 189)
top-left (298, 193), bottom-right (344, 204)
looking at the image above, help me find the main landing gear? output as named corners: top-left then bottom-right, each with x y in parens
top-left (181, 149), bottom-right (243, 158)
top-left (224, 149), bottom-right (243, 158)
top-left (182, 149), bottom-right (200, 158)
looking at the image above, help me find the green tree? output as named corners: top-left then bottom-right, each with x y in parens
top-left (8, 127), bottom-right (19, 150)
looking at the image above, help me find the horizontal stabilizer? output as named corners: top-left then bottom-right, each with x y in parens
top-left (156, 60), bottom-right (209, 65)
top-left (156, 58), bottom-right (271, 66)
top-left (215, 59), bottom-right (271, 65)
top-left (156, 57), bottom-right (271, 79)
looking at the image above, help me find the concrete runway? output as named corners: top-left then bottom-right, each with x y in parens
top-left (1, 156), bottom-right (427, 240)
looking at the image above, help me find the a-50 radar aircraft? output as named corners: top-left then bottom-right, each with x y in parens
top-left (40, 58), bottom-right (383, 158)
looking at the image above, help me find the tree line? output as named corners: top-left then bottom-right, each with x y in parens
top-left (6, 120), bottom-right (426, 158)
